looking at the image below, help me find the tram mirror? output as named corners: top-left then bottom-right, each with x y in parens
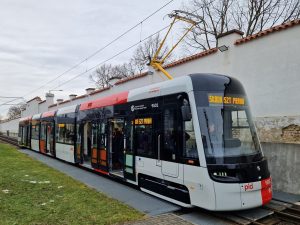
top-left (181, 105), bottom-right (192, 121)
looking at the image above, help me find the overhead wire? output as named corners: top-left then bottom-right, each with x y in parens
top-left (18, 0), bottom-right (175, 99)
top-left (52, 7), bottom-right (203, 90)
top-left (0, 0), bottom-right (175, 111)
top-left (1, 3), bottom-right (203, 114)
top-left (51, 24), bottom-right (172, 90)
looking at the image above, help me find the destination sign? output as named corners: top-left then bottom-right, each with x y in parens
top-left (133, 118), bottom-right (152, 125)
top-left (208, 95), bottom-right (245, 105)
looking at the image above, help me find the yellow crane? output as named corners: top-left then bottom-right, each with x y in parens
top-left (150, 10), bottom-right (203, 80)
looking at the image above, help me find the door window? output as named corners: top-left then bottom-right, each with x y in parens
top-left (134, 117), bottom-right (155, 158)
top-left (183, 120), bottom-right (198, 159)
top-left (162, 107), bottom-right (178, 162)
top-left (92, 123), bottom-right (98, 148)
top-left (31, 120), bottom-right (39, 140)
top-left (40, 123), bottom-right (46, 140)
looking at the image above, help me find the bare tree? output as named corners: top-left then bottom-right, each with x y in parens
top-left (131, 34), bottom-right (172, 74)
top-left (90, 62), bottom-right (135, 89)
top-left (90, 34), bottom-right (173, 88)
top-left (7, 103), bottom-right (26, 119)
top-left (90, 64), bottom-right (112, 89)
top-left (184, 0), bottom-right (300, 50)
top-left (111, 62), bottom-right (136, 78)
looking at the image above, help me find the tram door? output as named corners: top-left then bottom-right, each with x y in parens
top-left (90, 122), bottom-right (108, 170)
top-left (123, 117), bottom-right (136, 181)
top-left (21, 126), bottom-right (28, 146)
top-left (161, 104), bottom-right (182, 180)
top-left (21, 126), bottom-right (26, 145)
top-left (23, 125), bottom-right (30, 147)
top-left (46, 123), bottom-right (54, 155)
top-left (108, 118), bottom-right (125, 177)
top-left (82, 122), bottom-right (92, 167)
top-left (40, 123), bottom-right (47, 153)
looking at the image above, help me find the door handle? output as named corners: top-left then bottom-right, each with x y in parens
top-left (124, 136), bottom-right (126, 150)
top-left (158, 134), bottom-right (161, 161)
top-left (156, 134), bottom-right (162, 166)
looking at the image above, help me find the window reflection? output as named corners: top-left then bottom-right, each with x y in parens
top-left (183, 120), bottom-right (198, 159)
top-left (134, 118), bottom-right (154, 158)
top-left (57, 123), bottom-right (75, 144)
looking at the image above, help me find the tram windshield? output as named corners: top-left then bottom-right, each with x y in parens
top-left (196, 92), bottom-right (262, 164)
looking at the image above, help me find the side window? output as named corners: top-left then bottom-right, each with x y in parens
top-left (40, 123), bottom-right (46, 140)
top-left (162, 107), bottom-right (178, 161)
top-left (183, 119), bottom-right (198, 159)
top-left (57, 123), bottom-right (74, 144)
top-left (31, 120), bottom-right (39, 140)
top-left (76, 124), bottom-right (81, 144)
top-left (92, 123), bottom-right (98, 148)
top-left (125, 119), bottom-right (133, 153)
top-left (91, 122), bottom-right (106, 149)
top-left (99, 122), bottom-right (106, 150)
top-left (134, 117), bottom-right (154, 158)
top-left (57, 124), bottom-right (65, 143)
top-left (65, 124), bottom-right (75, 144)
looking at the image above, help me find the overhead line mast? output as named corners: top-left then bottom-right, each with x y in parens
top-left (150, 10), bottom-right (203, 80)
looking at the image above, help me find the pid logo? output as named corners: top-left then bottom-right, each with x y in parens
top-left (244, 183), bottom-right (253, 191)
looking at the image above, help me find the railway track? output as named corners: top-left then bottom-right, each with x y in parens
top-left (172, 193), bottom-right (300, 224)
top-left (0, 135), bottom-right (18, 146)
top-left (204, 199), bottom-right (300, 225)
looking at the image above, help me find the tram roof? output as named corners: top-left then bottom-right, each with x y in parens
top-left (32, 113), bottom-right (42, 120)
top-left (41, 110), bottom-right (56, 118)
top-left (19, 116), bottom-right (32, 122)
top-left (56, 104), bottom-right (78, 115)
top-left (79, 91), bottom-right (128, 111)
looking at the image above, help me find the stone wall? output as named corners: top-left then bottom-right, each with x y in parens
top-left (262, 142), bottom-right (300, 195)
top-left (255, 116), bottom-right (300, 144)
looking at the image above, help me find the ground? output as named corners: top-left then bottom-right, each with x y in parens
top-left (0, 143), bottom-right (143, 225)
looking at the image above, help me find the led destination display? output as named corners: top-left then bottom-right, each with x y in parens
top-left (208, 95), bottom-right (245, 105)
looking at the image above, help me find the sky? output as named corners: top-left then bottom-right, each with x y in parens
top-left (0, 0), bottom-right (188, 118)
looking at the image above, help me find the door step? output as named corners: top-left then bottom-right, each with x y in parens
top-left (82, 163), bottom-right (93, 169)
top-left (110, 170), bottom-right (124, 178)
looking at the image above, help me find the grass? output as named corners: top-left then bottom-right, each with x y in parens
top-left (0, 143), bottom-right (143, 225)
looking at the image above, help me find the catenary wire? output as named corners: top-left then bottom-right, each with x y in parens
top-left (50, 24), bottom-right (171, 90)
top-left (1, 3), bottom-right (203, 113)
top-left (18, 0), bottom-right (175, 98)
top-left (50, 7), bottom-right (203, 90)
top-left (0, 0), bottom-right (175, 111)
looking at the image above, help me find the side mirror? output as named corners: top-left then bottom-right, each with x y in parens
top-left (181, 105), bottom-right (192, 121)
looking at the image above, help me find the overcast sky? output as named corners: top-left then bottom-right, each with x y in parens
top-left (0, 0), bottom-right (187, 117)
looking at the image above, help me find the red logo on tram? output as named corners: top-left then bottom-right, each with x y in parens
top-left (244, 183), bottom-right (253, 191)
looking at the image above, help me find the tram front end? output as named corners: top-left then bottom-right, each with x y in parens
top-left (190, 74), bottom-right (272, 210)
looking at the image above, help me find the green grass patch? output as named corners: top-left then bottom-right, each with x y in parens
top-left (0, 143), bottom-right (143, 225)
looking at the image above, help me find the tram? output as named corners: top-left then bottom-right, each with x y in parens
top-left (18, 73), bottom-right (272, 211)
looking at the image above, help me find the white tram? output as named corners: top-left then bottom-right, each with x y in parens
top-left (18, 74), bottom-right (272, 211)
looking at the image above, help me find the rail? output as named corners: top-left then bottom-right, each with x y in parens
top-left (173, 197), bottom-right (300, 224)
top-left (0, 135), bottom-right (18, 146)
top-left (209, 200), bottom-right (300, 225)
